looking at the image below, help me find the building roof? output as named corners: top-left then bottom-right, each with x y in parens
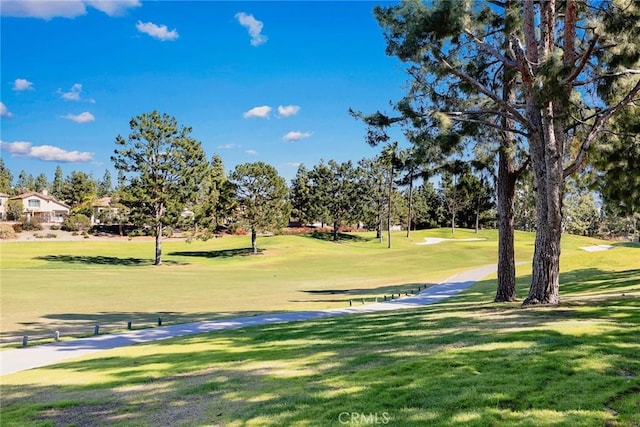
top-left (10, 191), bottom-right (70, 209)
top-left (92, 197), bottom-right (112, 207)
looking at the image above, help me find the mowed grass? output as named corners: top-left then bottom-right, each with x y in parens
top-left (2, 228), bottom-right (525, 341)
top-left (1, 231), bottom-right (639, 426)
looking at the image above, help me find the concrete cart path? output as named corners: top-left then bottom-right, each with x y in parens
top-left (0, 264), bottom-right (496, 376)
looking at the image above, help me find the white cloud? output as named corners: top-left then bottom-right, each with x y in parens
top-left (0, 102), bottom-right (13, 118)
top-left (277, 105), bottom-right (300, 118)
top-left (61, 112), bottom-right (95, 123)
top-left (283, 131), bottom-right (311, 142)
top-left (136, 21), bottom-right (179, 41)
top-left (29, 145), bottom-right (94, 162)
top-left (235, 12), bottom-right (267, 47)
top-left (0, 141), bottom-right (31, 155)
top-left (1, 1), bottom-right (87, 19)
top-left (13, 78), bottom-right (34, 91)
top-left (0, 0), bottom-right (140, 19)
top-left (0, 140), bottom-right (93, 162)
top-left (86, 0), bottom-right (141, 16)
top-left (287, 162), bottom-right (302, 168)
top-left (243, 105), bottom-right (272, 119)
top-left (217, 143), bottom-right (238, 149)
top-left (58, 83), bottom-right (81, 100)
top-left (245, 149), bottom-right (258, 156)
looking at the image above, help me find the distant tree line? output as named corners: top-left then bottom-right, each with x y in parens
top-left (1, 117), bottom-right (635, 252)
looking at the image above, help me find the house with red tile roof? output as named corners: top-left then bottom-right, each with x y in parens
top-left (9, 190), bottom-right (70, 223)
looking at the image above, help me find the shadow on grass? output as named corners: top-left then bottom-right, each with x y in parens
top-left (451, 267), bottom-right (640, 305)
top-left (300, 282), bottom-right (431, 297)
top-left (168, 248), bottom-right (263, 258)
top-left (1, 310), bottom-right (264, 342)
top-left (2, 279), bottom-right (432, 339)
top-left (301, 231), bottom-right (372, 242)
top-left (33, 255), bottom-right (187, 266)
top-left (613, 241), bottom-right (640, 249)
top-left (559, 268), bottom-right (640, 298)
top-left (3, 282), bottom-right (639, 426)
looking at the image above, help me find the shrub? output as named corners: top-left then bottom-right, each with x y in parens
top-left (21, 218), bottom-right (43, 231)
top-left (49, 224), bottom-right (61, 230)
top-left (62, 214), bottom-right (91, 232)
top-left (0, 224), bottom-right (17, 239)
top-left (227, 222), bottom-right (246, 235)
top-left (12, 223), bottom-right (22, 233)
top-left (6, 200), bottom-right (24, 221)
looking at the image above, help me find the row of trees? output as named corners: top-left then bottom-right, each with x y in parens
top-left (5, 147), bottom-right (627, 242)
top-left (2, 110), bottom-right (501, 263)
top-left (110, 112), bottom-right (502, 263)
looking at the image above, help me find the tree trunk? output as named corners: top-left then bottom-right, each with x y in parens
top-left (494, 28), bottom-right (518, 302)
top-left (406, 172), bottom-right (413, 238)
top-left (378, 178), bottom-right (383, 243)
top-left (523, 103), bottom-right (563, 305)
top-left (251, 227), bottom-right (258, 254)
top-left (495, 151), bottom-right (517, 302)
top-left (154, 220), bottom-right (162, 266)
top-left (451, 211), bottom-right (455, 234)
top-left (475, 198), bottom-right (480, 234)
top-left (518, 2), bottom-right (562, 306)
top-left (333, 221), bottom-right (339, 242)
top-left (387, 162), bottom-right (393, 249)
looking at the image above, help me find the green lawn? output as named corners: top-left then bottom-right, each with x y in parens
top-left (1, 230), bottom-right (638, 426)
top-left (1, 228), bottom-right (531, 342)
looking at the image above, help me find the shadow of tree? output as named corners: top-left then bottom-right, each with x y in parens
top-left (1, 310), bottom-right (265, 342)
top-left (613, 241), bottom-right (640, 249)
top-left (3, 280), bottom-right (639, 426)
top-left (301, 231), bottom-right (372, 242)
top-left (34, 255), bottom-right (186, 267)
top-left (168, 248), bottom-right (263, 258)
top-left (3, 268), bottom-right (639, 426)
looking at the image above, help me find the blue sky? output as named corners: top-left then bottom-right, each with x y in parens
top-left (1, 1), bottom-right (408, 184)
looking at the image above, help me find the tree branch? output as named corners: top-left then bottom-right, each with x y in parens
top-left (435, 51), bottom-right (533, 130)
top-left (564, 79), bottom-right (640, 177)
top-left (561, 34), bottom-right (600, 85)
top-left (463, 28), bottom-right (518, 69)
top-left (446, 115), bottom-right (530, 137)
top-left (514, 156), bottom-right (531, 178)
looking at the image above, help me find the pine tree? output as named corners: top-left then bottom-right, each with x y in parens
top-left (362, 0), bottom-right (640, 305)
top-left (0, 158), bottom-right (13, 194)
top-left (112, 111), bottom-right (208, 265)
top-left (230, 162), bottom-right (290, 253)
top-left (52, 166), bottom-right (64, 199)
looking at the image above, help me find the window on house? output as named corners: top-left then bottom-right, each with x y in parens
top-left (28, 199), bottom-right (41, 208)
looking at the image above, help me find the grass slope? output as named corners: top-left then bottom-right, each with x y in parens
top-left (1, 232), bottom-right (638, 426)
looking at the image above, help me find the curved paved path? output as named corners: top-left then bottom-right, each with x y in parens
top-left (0, 264), bottom-right (496, 376)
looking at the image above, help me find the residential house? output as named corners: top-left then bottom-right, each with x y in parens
top-left (9, 190), bottom-right (70, 223)
top-left (91, 197), bottom-right (121, 225)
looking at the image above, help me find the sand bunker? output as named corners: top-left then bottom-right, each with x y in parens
top-left (579, 245), bottom-right (614, 252)
top-left (416, 237), bottom-right (487, 246)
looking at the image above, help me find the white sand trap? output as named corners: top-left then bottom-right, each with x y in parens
top-left (416, 237), bottom-right (487, 246)
top-left (579, 245), bottom-right (614, 252)
top-left (417, 237), bottom-right (448, 245)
